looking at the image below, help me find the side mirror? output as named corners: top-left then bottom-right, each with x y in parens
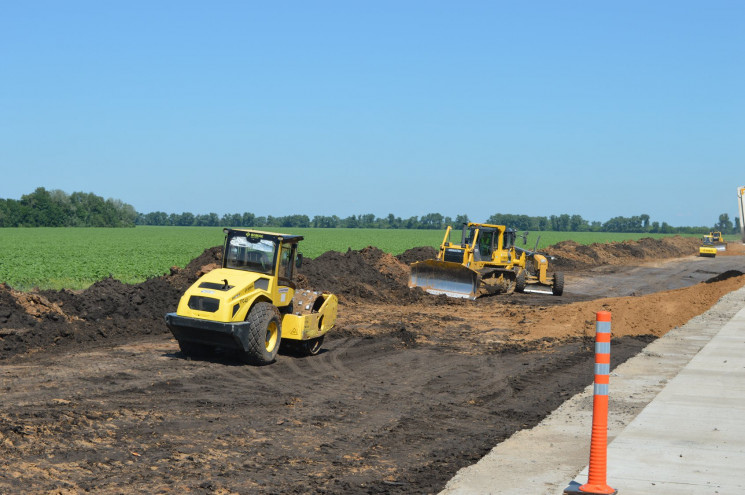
top-left (296, 253), bottom-right (303, 268)
top-left (521, 231), bottom-right (529, 245)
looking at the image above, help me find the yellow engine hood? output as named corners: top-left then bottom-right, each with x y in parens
top-left (176, 268), bottom-right (273, 322)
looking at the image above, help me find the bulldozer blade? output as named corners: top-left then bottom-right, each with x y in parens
top-left (409, 260), bottom-right (479, 299)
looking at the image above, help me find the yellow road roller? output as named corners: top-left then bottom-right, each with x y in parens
top-left (166, 229), bottom-right (337, 365)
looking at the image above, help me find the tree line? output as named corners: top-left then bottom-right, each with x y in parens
top-left (484, 212), bottom-right (740, 235)
top-left (138, 210), bottom-right (740, 235)
top-left (1, 187), bottom-right (740, 235)
top-left (135, 211), bottom-right (473, 230)
top-left (0, 188), bottom-right (136, 227)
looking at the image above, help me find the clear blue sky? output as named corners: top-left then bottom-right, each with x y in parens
top-left (1, 1), bottom-right (743, 227)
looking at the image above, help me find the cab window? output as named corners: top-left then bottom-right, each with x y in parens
top-left (278, 244), bottom-right (294, 282)
top-left (225, 235), bottom-right (277, 275)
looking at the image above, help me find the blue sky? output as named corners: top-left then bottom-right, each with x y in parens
top-left (1, 1), bottom-right (743, 227)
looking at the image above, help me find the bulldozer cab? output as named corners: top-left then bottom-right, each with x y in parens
top-left (461, 224), bottom-right (500, 261)
top-left (475, 229), bottom-right (495, 260)
top-left (466, 224), bottom-right (516, 263)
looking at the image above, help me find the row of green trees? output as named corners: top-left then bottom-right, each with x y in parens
top-left (485, 212), bottom-right (740, 235)
top-left (138, 210), bottom-right (741, 235)
top-left (0, 188), bottom-right (137, 227)
top-left (135, 211), bottom-right (472, 230)
top-left (1, 188), bottom-right (741, 234)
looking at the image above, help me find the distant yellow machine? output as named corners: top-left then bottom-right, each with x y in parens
top-left (699, 235), bottom-right (718, 257)
top-left (709, 231), bottom-right (727, 251)
top-left (166, 229), bottom-right (338, 365)
top-left (409, 223), bottom-right (563, 299)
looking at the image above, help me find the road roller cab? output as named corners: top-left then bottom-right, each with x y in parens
top-left (165, 229), bottom-right (338, 365)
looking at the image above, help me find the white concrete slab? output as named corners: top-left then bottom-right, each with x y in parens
top-left (585, 301), bottom-right (745, 494)
top-left (440, 286), bottom-right (745, 495)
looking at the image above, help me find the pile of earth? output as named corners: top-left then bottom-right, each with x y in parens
top-left (0, 248), bottom-right (223, 360)
top-left (395, 246), bottom-right (438, 264)
top-left (544, 236), bottom-right (701, 269)
top-left (296, 246), bottom-right (439, 305)
top-left (0, 236), bottom-right (716, 360)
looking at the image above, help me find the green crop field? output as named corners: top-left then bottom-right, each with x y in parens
top-left (0, 226), bottom-right (699, 291)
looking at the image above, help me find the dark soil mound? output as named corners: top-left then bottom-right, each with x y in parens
top-left (0, 245), bottom-right (228, 360)
top-left (1, 274), bottom-right (184, 360)
top-left (167, 246), bottom-right (223, 289)
top-left (0, 283), bottom-right (76, 358)
top-left (396, 246), bottom-right (438, 265)
top-left (705, 270), bottom-right (745, 283)
top-left (0, 284), bottom-right (36, 329)
top-left (298, 246), bottom-right (423, 304)
top-left (545, 236), bottom-right (700, 270)
top-left (41, 276), bottom-right (181, 322)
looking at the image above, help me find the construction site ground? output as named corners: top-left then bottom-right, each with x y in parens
top-left (1, 237), bottom-right (744, 494)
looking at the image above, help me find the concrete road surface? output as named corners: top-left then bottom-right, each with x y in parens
top-left (441, 284), bottom-right (745, 495)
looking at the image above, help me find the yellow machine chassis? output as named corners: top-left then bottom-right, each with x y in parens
top-left (699, 246), bottom-right (717, 257)
top-left (279, 289), bottom-right (338, 342)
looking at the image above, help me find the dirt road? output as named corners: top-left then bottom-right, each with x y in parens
top-left (1, 238), bottom-right (744, 494)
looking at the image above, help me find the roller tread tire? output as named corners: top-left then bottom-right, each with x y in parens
top-left (241, 302), bottom-right (282, 365)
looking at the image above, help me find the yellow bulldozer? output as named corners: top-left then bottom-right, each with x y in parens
top-left (409, 222), bottom-right (564, 299)
top-left (165, 228), bottom-right (338, 365)
top-left (709, 231), bottom-right (727, 251)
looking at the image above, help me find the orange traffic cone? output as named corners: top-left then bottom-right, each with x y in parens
top-left (565, 311), bottom-right (617, 495)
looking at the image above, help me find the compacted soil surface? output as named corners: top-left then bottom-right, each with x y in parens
top-left (1, 237), bottom-right (744, 494)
